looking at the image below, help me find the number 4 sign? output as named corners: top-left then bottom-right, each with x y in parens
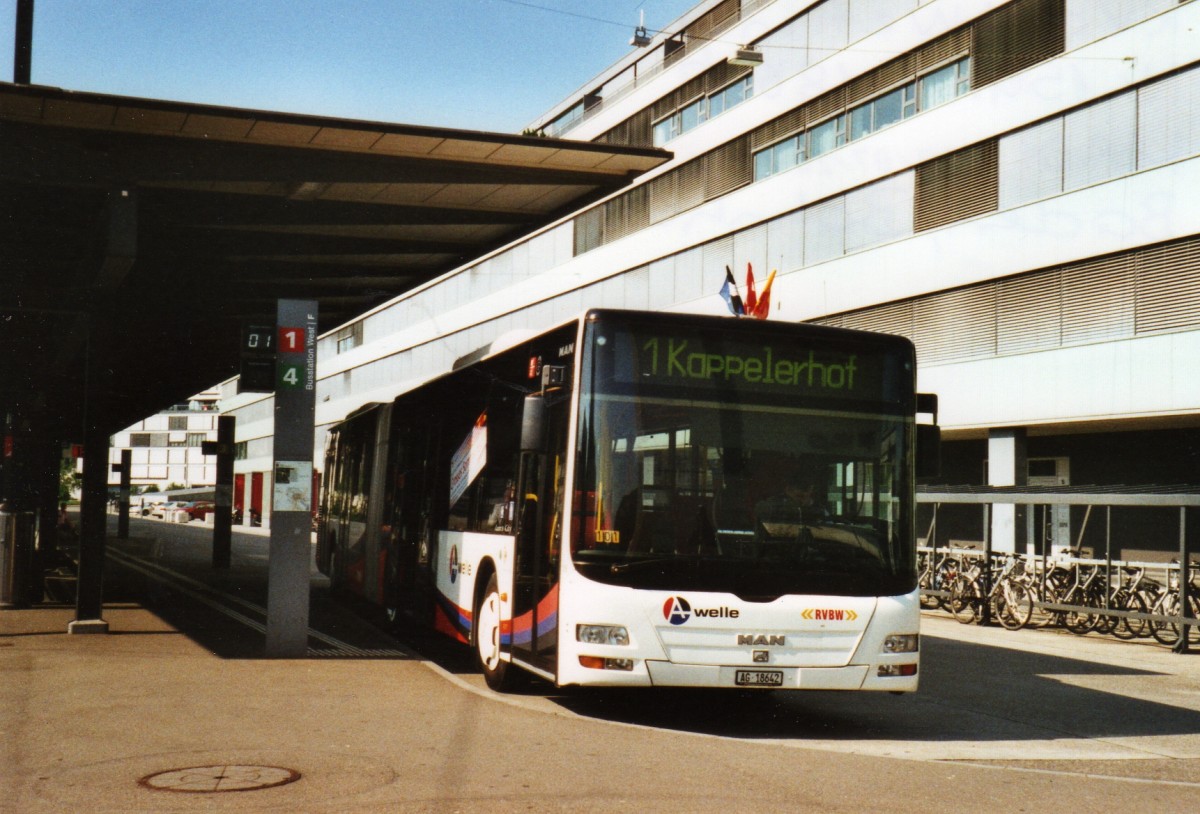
top-left (278, 363), bottom-right (304, 388)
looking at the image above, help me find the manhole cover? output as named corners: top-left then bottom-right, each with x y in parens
top-left (138, 764), bottom-right (301, 793)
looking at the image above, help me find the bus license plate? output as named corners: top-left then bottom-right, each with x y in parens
top-left (735, 670), bottom-right (783, 687)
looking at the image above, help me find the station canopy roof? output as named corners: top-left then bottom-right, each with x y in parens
top-left (0, 82), bottom-right (670, 435)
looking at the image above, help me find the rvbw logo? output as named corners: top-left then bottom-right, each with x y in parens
top-left (662, 596), bottom-right (739, 625)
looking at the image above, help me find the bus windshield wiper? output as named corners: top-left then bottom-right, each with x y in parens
top-left (610, 555), bottom-right (701, 574)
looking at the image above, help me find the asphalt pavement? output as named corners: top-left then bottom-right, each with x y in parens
top-left (2, 513), bottom-right (1200, 812)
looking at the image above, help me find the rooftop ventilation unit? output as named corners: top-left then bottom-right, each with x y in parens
top-left (728, 47), bottom-right (763, 66)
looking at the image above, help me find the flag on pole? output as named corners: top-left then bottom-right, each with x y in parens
top-left (719, 265), bottom-right (745, 316)
top-left (751, 269), bottom-right (776, 319)
top-left (744, 263), bottom-right (757, 316)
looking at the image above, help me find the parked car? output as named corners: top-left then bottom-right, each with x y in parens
top-left (184, 501), bottom-right (216, 520)
top-left (151, 501), bottom-right (190, 519)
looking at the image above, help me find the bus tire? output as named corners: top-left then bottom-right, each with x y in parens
top-left (475, 573), bottom-right (520, 692)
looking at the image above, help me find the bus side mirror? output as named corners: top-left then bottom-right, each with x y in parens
top-left (521, 394), bottom-right (547, 453)
top-left (916, 424), bottom-right (941, 480)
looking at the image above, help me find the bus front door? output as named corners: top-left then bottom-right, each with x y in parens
top-left (512, 407), bottom-right (566, 675)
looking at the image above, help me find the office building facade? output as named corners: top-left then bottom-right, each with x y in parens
top-left (107, 389), bottom-right (221, 493)
top-left (227, 0), bottom-right (1198, 551)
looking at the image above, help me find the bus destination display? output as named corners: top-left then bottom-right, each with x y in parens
top-left (601, 325), bottom-right (901, 401)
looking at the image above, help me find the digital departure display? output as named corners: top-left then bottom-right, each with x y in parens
top-left (242, 324), bottom-right (275, 352)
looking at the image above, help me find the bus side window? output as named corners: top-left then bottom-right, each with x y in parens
top-left (516, 491), bottom-right (538, 571)
top-left (480, 477), bottom-right (516, 533)
top-left (548, 456), bottom-right (565, 567)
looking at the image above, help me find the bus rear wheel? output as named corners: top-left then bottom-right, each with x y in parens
top-left (475, 573), bottom-right (521, 692)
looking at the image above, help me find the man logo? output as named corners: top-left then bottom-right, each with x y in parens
top-left (738, 634), bottom-right (785, 646)
top-left (449, 545), bottom-right (458, 584)
top-left (662, 596), bottom-right (692, 625)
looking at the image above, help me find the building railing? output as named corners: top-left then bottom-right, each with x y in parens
top-left (545, 0), bottom-right (778, 138)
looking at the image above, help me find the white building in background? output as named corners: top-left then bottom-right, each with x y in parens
top-left (227, 0), bottom-right (1200, 552)
top-left (107, 389), bottom-right (221, 493)
top-left (215, 378), bottom-right (275, 525)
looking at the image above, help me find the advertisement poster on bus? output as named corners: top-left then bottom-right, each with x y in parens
top-left (449, 412), bottom-right (487, 505)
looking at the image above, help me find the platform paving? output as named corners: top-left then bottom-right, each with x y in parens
top-left (2, 515), bottom-right (1200, 811)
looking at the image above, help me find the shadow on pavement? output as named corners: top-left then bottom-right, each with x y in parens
top-left (101, 526), bottom-right (412, 661)
top-left (93, 516), bottom-right (1200, 750)
top-left (546, 634), bottom-right (1199, 744)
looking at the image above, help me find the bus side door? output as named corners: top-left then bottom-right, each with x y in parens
top-left (511, 397), bottom-right (567, 674)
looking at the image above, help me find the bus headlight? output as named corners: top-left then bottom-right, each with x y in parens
top-left (576, 624), bottom-right (630, 646)
top-left (882, 634), bottom-right (919, 653)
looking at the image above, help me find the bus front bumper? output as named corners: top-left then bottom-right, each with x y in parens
top-left (643, 661), bottom-right (917, 692)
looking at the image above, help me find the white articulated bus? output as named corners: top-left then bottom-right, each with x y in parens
top-left (317, 309), bottom-right (938, 692)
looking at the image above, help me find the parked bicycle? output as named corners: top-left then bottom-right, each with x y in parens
top-left (1149, 562), bottom-right (1200, 647)
top-left (947, 553), bottom-right (1032, 631)
top-left (920, 548), bottom-right (1197, 650)
top-left (918, 548), bottom-right (961, 611)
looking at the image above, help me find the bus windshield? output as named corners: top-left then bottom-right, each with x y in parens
top-left (571, 314), bottom-right (916, 600)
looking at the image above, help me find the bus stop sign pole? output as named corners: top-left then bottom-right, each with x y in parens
top-left (265, 299), bottom-right (318, 658)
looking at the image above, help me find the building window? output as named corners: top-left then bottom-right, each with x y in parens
top-left (919, 57), bottom-right (971, 111)
top-left (849, 83), bottom-right (915, 141)
top-left (679, 96), bottom-right (705, 133)
top-left (336, 322), bottom-right (363, 354)
top-left (808, 115), bottom-right (846, 159)
top-left (652, 75), bottom-right (754, 146)
top-left (130, 433), bottom-right (151, 447)
top-left (168, 416), bottom-right (187, 431)
top-left (753, 57), bottom-right (971, 182)
top-left (653, 112), bottom-right (680, 146)
top-left (754, 133), bottom-right (804, 179)
top-left (186, 433), bottom-right (207, 447)
top-left (235, 441), bottom-right (248, 461)
top-left (708, 75), bottom-right (751, 117)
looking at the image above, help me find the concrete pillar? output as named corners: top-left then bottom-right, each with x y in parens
top-left (987, 428), bottom-right (1027, 554)
top-left (212, 415), bottom-right (234, 568)
top-left (71, 316), bottom-right (114, 634)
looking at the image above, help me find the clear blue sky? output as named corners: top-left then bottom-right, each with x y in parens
top-left (0, 0), bottom-right (697, 132)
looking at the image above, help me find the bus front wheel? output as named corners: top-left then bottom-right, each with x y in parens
top-left (475, 574), bottom-right (520, 692)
